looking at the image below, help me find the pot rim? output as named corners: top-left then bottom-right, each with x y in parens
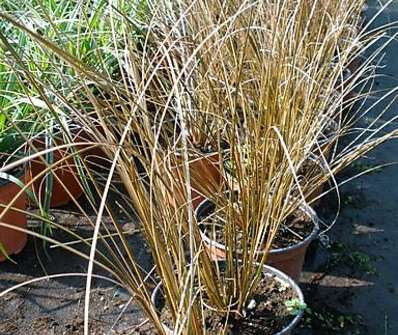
top-left (151, 263), bottom-right (305, 335)
top-left (316, 115), bottom-right (339, 146)
top-left (306, 152), bottom-right (330, 173)
top-left (29, 126), bottom-right (83, 144)
top-left (196, 196), bottom-right (320, 255)
top-left (173, 150), bottom-right (221, 159)
top-left (0, 163), bottom-right (26, 188)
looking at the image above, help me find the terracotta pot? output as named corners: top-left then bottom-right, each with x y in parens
top-left (196, 199), bottom-right (320, 282)
top-left (189, 153), bottom-right (223, 208)
top-left (83, 146), bottom-right (110, 171)
top-left (0, 170), bottom-right (28, 262)
top-left (74, 126), bottom-right (112, 172)
top-left (266, 221), bottom-right (319, 283)
top-left (28, 137), bottom-right (83, 208)
top-left (151, 262), bottom-right (305, 335)
top-left (171, 152), bottom-right (223, 210)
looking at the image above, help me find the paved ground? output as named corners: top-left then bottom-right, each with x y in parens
top-left (298, 1), bottom-right (398, 334)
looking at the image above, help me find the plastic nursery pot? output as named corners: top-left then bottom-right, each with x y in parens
top-left (340, 68), bottom-right (357, 104)
top-left (302, 154), bottom-right (330, 208)
top-left (347, 57), bottom-right (361, 75)
top-left (196, 198), bottom-right (320, 282)
top-left (27, 137), bottom-right (83, 208)
top-left (171, 152), bottom-right (223, 210)
top-left (360, 3), bottom-right (369, 29)
top-left (151, 263), bottom-right (305, 335)
top-left (316, 116), bottom-right (339, 162)
top-left (0, 169), bottom-right (28, 262)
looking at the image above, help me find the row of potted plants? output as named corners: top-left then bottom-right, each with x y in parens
top-left (0, 131), bottom-right (87, 261)
top-left (0, 0), bottom-right (133, 260)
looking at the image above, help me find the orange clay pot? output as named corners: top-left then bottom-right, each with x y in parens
top-left (0, 170), bottom-right (28, 262)
top-left (28, 138), bottom-right (83, 208)
top-left (74, 126), bottom-right (112, 172)
top-left (170, 153), bottom-right (223, 210)
top-left (189, 153), bottom-right (223, 209)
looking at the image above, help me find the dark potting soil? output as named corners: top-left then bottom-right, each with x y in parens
top-left (272, 208), bottom-right (313, 249)
top-left (201, 207), bottom-right (313, 251)
top-left (157, 272), bottom-right (297, 334)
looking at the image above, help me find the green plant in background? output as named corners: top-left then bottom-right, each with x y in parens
top-left (0, 0), bottom-right (154, 204)
top-left (0, 0), bottom-right (152, 146)
top-left (329, 242), bottom-right (378, 275)
top-left (303, 305), bottom-right (364, 333)
top-left (0, 59), bottom-right (39, 161)
top-left (0, 54), bottom-right (60, 247)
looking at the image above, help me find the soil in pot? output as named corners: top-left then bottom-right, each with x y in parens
top-left (155, 269), bottom-right (301, 334)
top-left (200, 204), bottom-right (313, 250)
top-left (0, 167), bottom-right (28, 262)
